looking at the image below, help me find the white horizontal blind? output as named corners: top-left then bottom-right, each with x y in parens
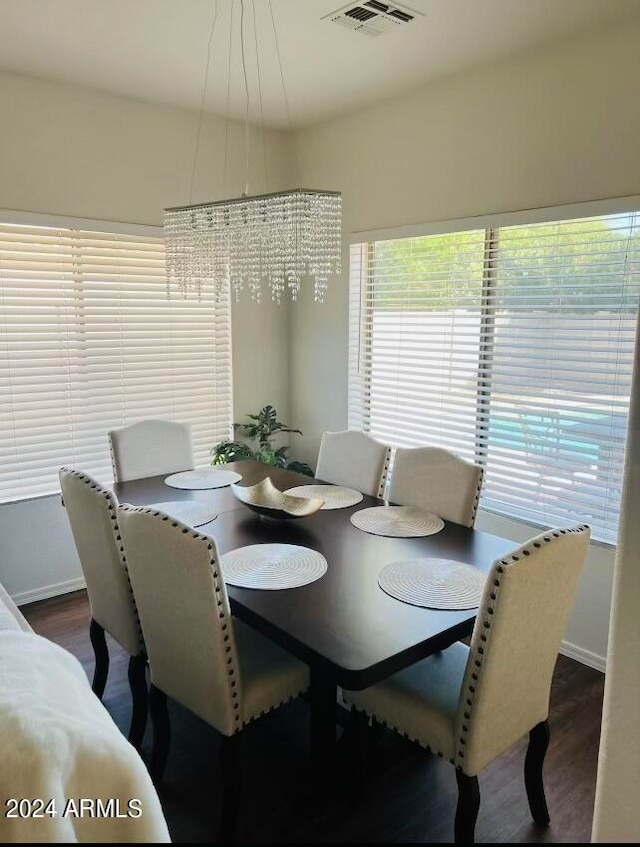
top-left (349, 211), bottom-right (640, 544)
top-left (0, 222), bottom-right (232, 501)
top-left (481, 215), bottom-right (639, 541)
top-left (349, 231), bottom-right (486, 459)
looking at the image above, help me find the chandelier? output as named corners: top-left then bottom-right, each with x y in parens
top-left (164, 0), bottom-right (342, 303)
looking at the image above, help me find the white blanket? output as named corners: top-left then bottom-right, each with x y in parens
top-left (0, 631), bottom-right (170, 843)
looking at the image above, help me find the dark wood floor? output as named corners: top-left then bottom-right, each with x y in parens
top-left (23, 590), bottom-right (604, 844)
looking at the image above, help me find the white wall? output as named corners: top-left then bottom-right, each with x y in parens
top-left (0, 497), bottom-right (84, 605)
top-left (290, 22), bottom-right (640, 668)
top-left (0, 70), bottom-right (295, 602)
top-left (0, 69), bottom-right (294, 421)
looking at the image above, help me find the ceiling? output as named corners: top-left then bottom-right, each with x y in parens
top-left (0, 0), bottom-right (638, 129)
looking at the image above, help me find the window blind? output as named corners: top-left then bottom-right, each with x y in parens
top-left (349, 211), bottom-right (640, 544)
top-left (0, 222), bottom-right (232, 501)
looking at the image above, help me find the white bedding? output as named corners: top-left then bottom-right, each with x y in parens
top-left (0, 631), bottom-right (170, 843)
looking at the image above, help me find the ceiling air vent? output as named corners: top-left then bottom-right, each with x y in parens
top-left (323, 1), bottom-right (422, 37)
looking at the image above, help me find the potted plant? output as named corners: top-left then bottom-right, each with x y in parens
top-left (211, 405), bottom-right (313, 476)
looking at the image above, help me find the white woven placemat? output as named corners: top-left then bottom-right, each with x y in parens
top-left (164, 468), bottom-right (242, 490)
top-left (284, 484), bottom-right (364, 510)
top-left (379, 558), bottom-right (486, 610)
top-left (148, 500), bottom-right (218, 527)
top-left (350, 506), bottom-right (444, 537)
top-left (221, 544), bottom-right (328, 590)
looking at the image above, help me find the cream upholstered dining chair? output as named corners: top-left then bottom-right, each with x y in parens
top-left (390, 446), bottom-right (483, 527)
top-left (58, 467), bottom-right (147, 748)
top-left (316, 430), bottom-right (391, 497)
top-left (116, 503), bottom-right (310, 840)
top-left (344, 525), bottom-right (590, 844)
top-left (108, 418), bottom-right (194, 483)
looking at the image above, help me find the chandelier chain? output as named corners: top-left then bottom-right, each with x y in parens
top-left (268, 0), bottom-right (301, 188)
top-left (189, 0), bottom-right (218, 205)
top-left (239, 0), bottom-right (251, 196)
top-left (223, 0), bottom-right (234, 197)
top-left (252, 0), bottom-right (270, 192)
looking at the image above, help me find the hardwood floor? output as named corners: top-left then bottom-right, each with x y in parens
top-left (23, 590), bottom-right (605, 844)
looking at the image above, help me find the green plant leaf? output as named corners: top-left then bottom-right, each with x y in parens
top-left (213, 405), bottom-right (309, 472)
top-left (286, 460), bottom-right (314, 477)
top-left (210, 440), bottom-right (254, 464)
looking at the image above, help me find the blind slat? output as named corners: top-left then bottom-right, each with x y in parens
top-left (0, 221), bottom-right (232, 501)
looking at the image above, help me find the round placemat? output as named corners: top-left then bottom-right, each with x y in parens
top-left (350, 506), bottom-right (444, 538)
top-left (221, 544), bottom-right (328, 590)
top-left (284, 484), bottom-right (364, 510)
top-left (148, 500), bottom-right (218, 527)
top-left (164, 468), bottom-right (242, 490)
top-left (379, 558), bottom-right (486, 610)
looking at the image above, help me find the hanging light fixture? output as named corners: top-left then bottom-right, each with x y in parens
top-left (164, 0), bottom-right (342, 304)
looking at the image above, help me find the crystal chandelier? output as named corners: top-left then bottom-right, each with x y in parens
top-left (165, 189), bottom-right (341, 304)
top-left (164, 0), bottom-right (342, 303)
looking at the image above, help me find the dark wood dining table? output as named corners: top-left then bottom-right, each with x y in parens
top-left (114, 459), bottom-right (515, 761)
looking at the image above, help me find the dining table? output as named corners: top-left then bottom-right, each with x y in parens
top-left (114, 459), bottom-right (516, 765)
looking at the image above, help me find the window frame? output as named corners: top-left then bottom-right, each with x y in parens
top-left (0, 208), bottom-right (161, 240)
top-left (349, 195), bottom-right (640, 549)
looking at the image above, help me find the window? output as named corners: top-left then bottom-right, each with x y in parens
top-left (349, 208), bottom-right (640, 544)
top-left (0, 219), bottom-right (232, 501)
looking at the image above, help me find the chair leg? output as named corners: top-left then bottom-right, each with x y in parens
top-left (127, 655), bottom-right (148, 750)
top-left (89, 618), bottom-right (109, 699)
top-left (525, 720), bottom-right (551, 826)
top-left (219, 733), bottom-right (242, 843)
top-left (149, 684), bottom-right (171, 783)
top-left (344, 707), bottom-right (370, 805)
top-left (371, 715), bottom-right (385, 743)
top-left (455, 771), bottom-right (480, 845)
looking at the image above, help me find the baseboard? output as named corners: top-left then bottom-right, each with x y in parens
top-left (13, 576), bottom-right (86, 607)
top-left (560, 639), bottom-right (606, 673)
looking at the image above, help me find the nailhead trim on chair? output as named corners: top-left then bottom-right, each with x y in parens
top-left (454, 524), bottom-right (590, 772)
top-left (60, 467), bottom-right (145, 655)
top-left (107, 435), bottom-right (119, 484)
top-left (240, 688), bottom-right (308, 730)
top-left (468, 466), bottom-right (484, 528)
top-left (377, 447), bottom-right (393, 499)
top-left (349, 706), bottom-right (455, 763)
top-left (117, 503), bottom-right (308, 734)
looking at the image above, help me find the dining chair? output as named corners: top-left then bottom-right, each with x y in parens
top-left (116, 503), bottom-right (310, 841)
top-left (344, 524), bottom-right (590, 844)
top-left (108, 418), bottom-right (194, 482)
top-left (58, 467), bottom-right (147, 748)
top-left (389, 446), bottom-right (483, 527)
top-left (316, 430), bottom-right (391, 497)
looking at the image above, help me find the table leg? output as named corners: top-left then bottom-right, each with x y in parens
top-left (309, 667), bottom-right (337, 766)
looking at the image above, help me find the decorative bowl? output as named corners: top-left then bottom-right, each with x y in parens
top-left (231, 477), bottom-right (324, 520)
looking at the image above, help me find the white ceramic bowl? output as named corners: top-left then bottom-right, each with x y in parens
top-left (231, 477), bottom-right (324, 520)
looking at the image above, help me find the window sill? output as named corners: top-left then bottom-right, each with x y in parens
top-left (478, 505), bottom-right (616, 552)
